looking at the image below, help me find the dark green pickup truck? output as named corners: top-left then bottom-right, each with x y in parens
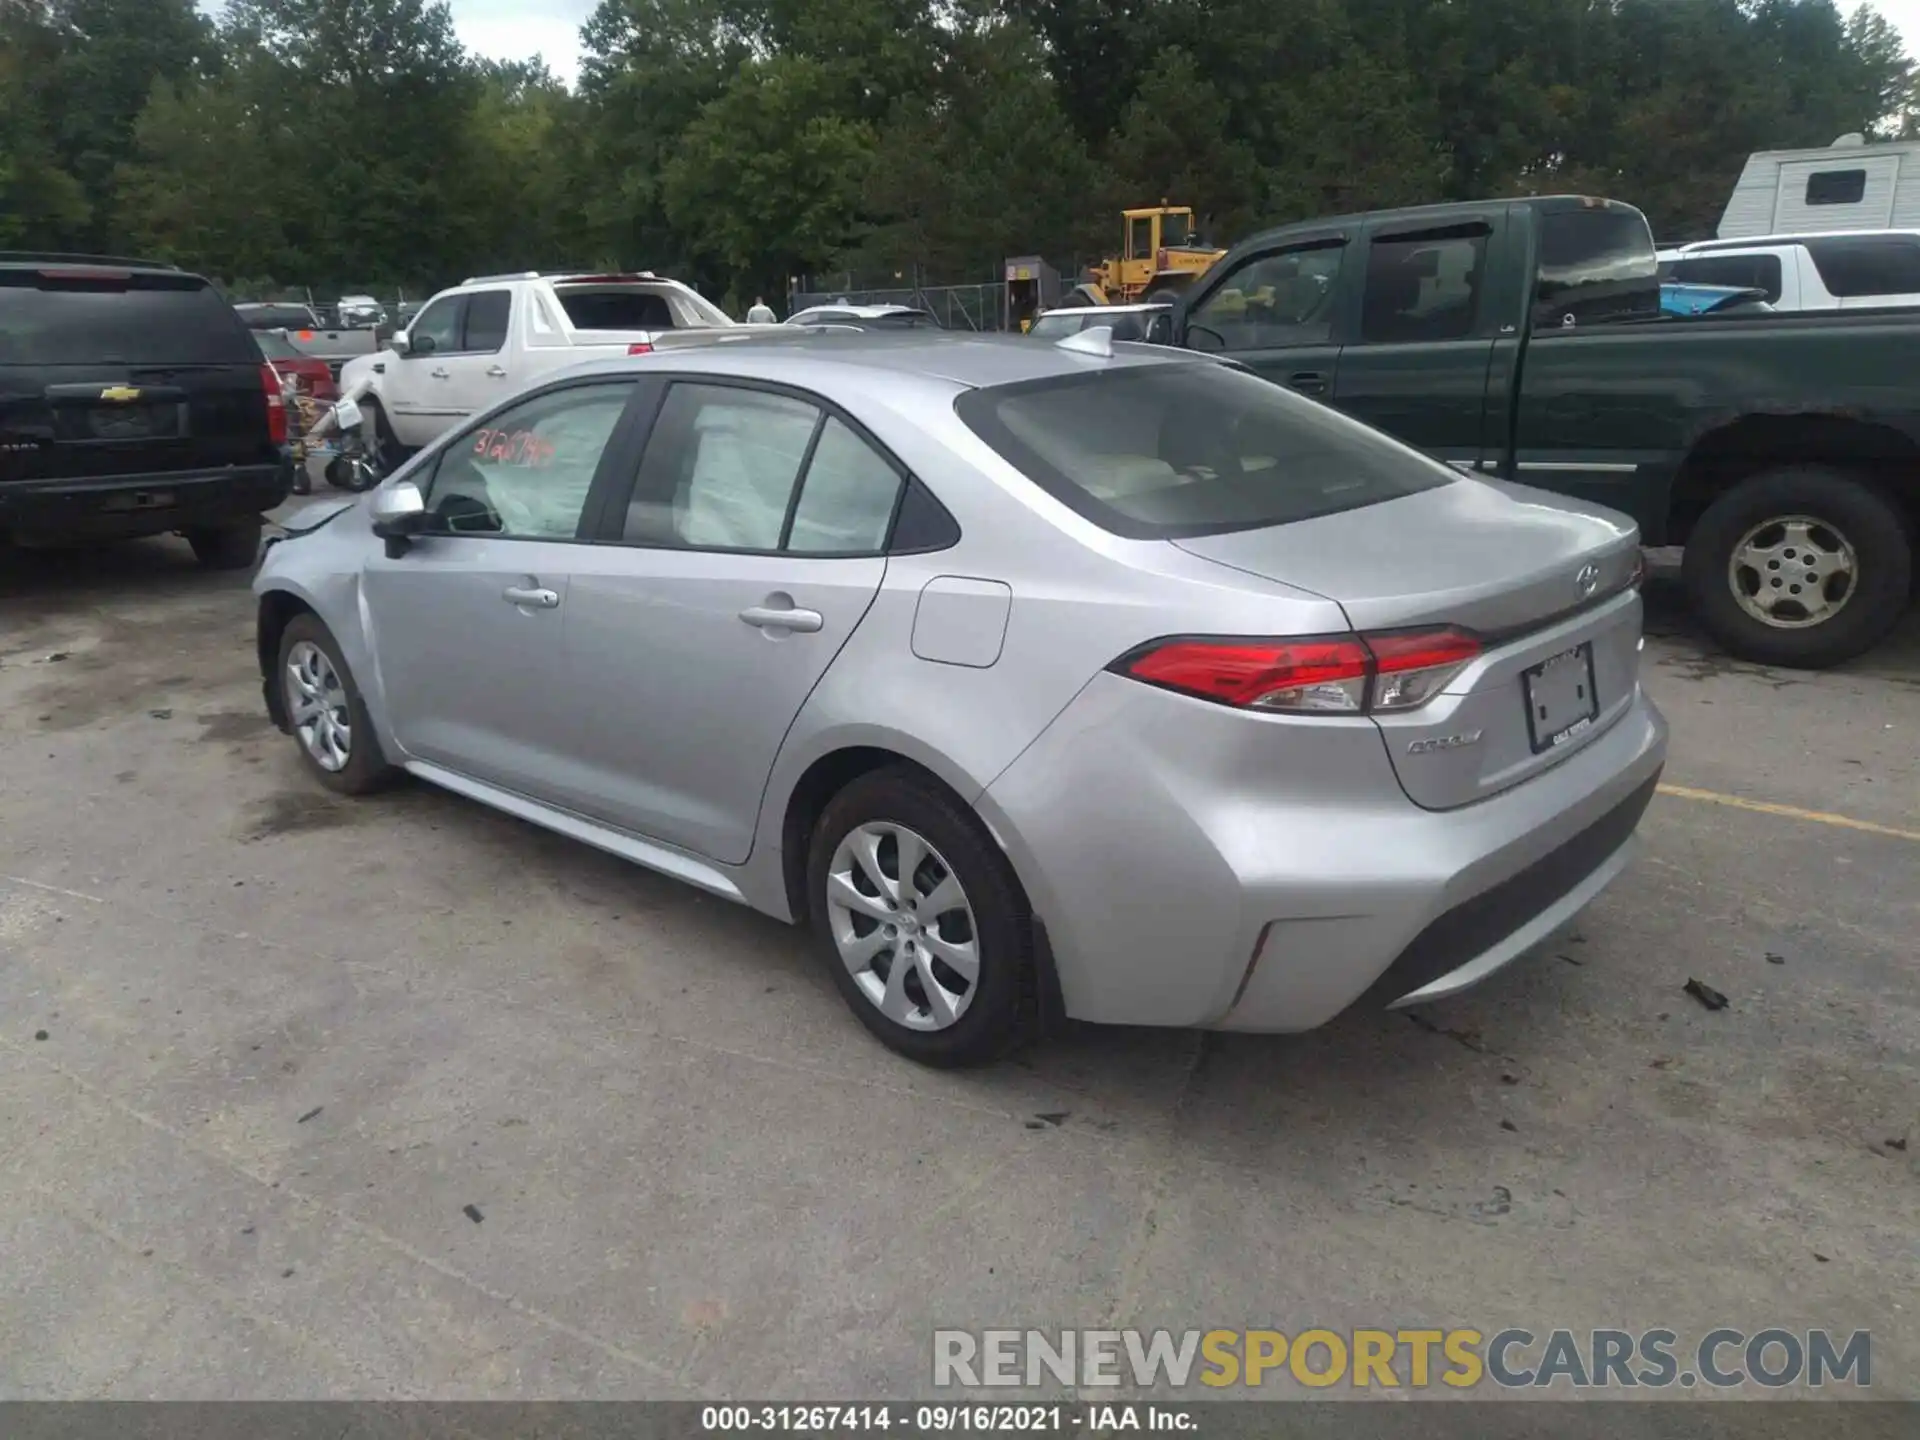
top-left (1168, 195), bottom-right (1918, 668)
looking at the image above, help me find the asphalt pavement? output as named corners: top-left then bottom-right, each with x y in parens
top-left (0, 516), bottom-right (1914, 1399)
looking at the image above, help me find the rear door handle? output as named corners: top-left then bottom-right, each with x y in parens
top-left (740, 605), bottom-right (823, 633)
top-left (430, 367), bottom-right (451, 380)
top-left (486, 365), bottom-right (507, 378)
top-left (1288, 371), bottom-right (1327, 394)
top-left (502, 585), bottom-right (560, 609)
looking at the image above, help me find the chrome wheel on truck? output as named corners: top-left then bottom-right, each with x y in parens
top-left (1685, 465), bottom-right (1912, 670)
top-left (1727, 514), bottom-right (1858, 629)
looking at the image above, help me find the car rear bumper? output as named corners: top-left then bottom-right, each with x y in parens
top-left (978, 673), bottom-right (1669, 1032)
top-left (0, 461), bottom-right (292, 543)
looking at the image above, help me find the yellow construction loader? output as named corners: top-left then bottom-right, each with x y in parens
top-left (1063, 204), bottom-right (1227, 307)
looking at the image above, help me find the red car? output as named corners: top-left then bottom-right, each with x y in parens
top-left (253, 327), bottom-right (337, 404)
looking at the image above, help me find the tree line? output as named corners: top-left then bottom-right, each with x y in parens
top-left (1, 0), bottom-right (1913, 312)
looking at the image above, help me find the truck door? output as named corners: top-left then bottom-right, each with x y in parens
top-left (385, 293), bottom-right (465, 447)
top-left (1180, 237), bottom-right (1349, 400)
top-left (437, 288), bottom-right (516, 424)
top-left (1328, 211), bottom-right (1505, 474)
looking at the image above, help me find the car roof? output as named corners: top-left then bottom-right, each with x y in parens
top-left (1679, 229), bottom-right (1920, 251)
top-left (1036, 303), bottom-right (1168, 316)
top-left (794, 303), bottom-right (929, 317)
top-left (557, 331), bottom-right (1215, 392)
top-left (0, 250), bottom-right (182, 274)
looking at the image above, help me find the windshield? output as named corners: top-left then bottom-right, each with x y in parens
top-left (254, 329), bottom-right (300, 360)
top-left (956, 362), bottom-right (1452, 540)
top-left (1028, 314), bottom-right (1083, 339)
top-left (868, 310), bottom-right (937, 329)
top-left (0, 272), bottom-right (262, 365)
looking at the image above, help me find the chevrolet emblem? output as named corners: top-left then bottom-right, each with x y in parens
top-left (98, 385), bottom-right (142, 403)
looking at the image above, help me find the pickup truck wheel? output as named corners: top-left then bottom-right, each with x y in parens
top-left (186, 519), bottom-right (263, 570)
top-left (1684, 466), bottom-right (1911, 668)
top-left (277, 614), bottom-right (397, 795)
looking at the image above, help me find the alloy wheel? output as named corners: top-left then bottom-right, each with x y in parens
top-left (1728, 514), bottom-right (1858, 629)
top-left (285, 640), bottom-right (352, 772)
top-left (825, 821), bottom-right (980, 1031)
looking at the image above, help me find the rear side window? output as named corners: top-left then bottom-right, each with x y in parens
top-left (556, 287), bottom-right (675, 330)
top-left (1667, 253), bottom-right (1784, 303)
top-left (1806, 236), bottom-right (1920, 297)
top-left (956, 363), bottom-right (1452, 540)
top-left (0, 272), bottom-right (260, 365)
top-left (1534, 207), bottom-right (1661, 328)
top-left (462, 290), bottom-right (511, 351)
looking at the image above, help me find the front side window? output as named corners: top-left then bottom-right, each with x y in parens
top-left (1187, 244), bottom-right (1345, 351)
top-left (1162, 212), bottom-right (1193, 248)
top-left (407, 296), bottom-right (462, 355)
top-left (1533, 208), bottom-right (1660, 329)
top-left (462, 290), bottom-right (511, 352)
top-left (1129, 216), bottom-right (1153, 260)
top-left (956, 362), bottom-right (1452, 540)
top-left (1362, 227), bottom-right (1488, 344)
top-left (421, 382), bottom-right (635, 539)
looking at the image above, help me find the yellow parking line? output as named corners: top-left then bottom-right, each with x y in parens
top-left (1657, 784), bottom-right (1920, 843)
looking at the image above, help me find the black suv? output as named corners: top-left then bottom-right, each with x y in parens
top-left (1, 253), bottom-right (293, 567)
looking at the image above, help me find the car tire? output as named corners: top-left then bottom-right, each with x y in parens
top-left (276, 613), bottom-right (397, 796)
top-left (186, 519), bottom-right (263, 570)
top-left (806, 766), bottom-right (1037, 1068)
top-left (362, 397), bottom-right (408, 478)
top-left (1683, 465), bottom-right (1911, 669)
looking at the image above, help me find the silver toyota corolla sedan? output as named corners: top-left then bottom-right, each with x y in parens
top-left (254, 332), bottom-right (1667, 1066)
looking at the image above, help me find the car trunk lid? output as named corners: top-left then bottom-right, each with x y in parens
top-left (1172, 479), bottom-right (1645, 810)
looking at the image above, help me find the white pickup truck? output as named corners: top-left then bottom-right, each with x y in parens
top-left (341, 271), bottom-right (767, 452)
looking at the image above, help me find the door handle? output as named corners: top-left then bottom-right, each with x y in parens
top-left (740, 604), bottom-right (823, 633)
top-left (502, 585), bottom-right (560, 609)
top-left (1287, 371), bottom-right (1327, 394)
top-left (486, 365), bottom-right (507, 378)
top-left (430, 367), bottom-right (451, 380)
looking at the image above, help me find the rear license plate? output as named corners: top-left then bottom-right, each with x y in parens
top-left (98, 490), bottom-right (176, 512)
top-left (83, 404), bottom-right (179, 441)
top-left (1523, 643), bottom-right (1600, 753)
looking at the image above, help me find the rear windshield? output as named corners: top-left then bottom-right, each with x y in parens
top-left (1028, 313), bottom-right (1083, 339)
top-left (237, 303), bottom-right (316, 329)
top-left (867, 310), bottom-right (938, 329)
top-left (253, 329), bottom-right (300, 360)
top-left (0, 272), bottom-right (261, 366)
top-left (956, 363), bottom-right (1453, 539)
top-left (554, 284), bottom-right (731, 331)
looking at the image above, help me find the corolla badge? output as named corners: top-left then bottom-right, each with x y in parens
top-left (1407, 730), bottom-right (1483, 755)
top-left (1575, 562), bottom-right (1602, 598)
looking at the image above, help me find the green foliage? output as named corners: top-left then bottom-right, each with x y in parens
top-left (0, 0), bottom-right (1914, 302)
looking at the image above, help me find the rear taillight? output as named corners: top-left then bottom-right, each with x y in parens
top-left (1114, 627), bottom-right (1482, 715)
top-left (628, 342), bottom-right (654, 355)
top-left (260, 362), bottom-right (288, 443)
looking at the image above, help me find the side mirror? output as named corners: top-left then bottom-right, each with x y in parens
top-left (370, 480), bottom-right (427, 548)
top-left (392, 330), bottom-right (415, 355)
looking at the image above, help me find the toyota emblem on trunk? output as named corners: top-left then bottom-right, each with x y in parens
top-left (1575, 563), bottom-right (1602, 598)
